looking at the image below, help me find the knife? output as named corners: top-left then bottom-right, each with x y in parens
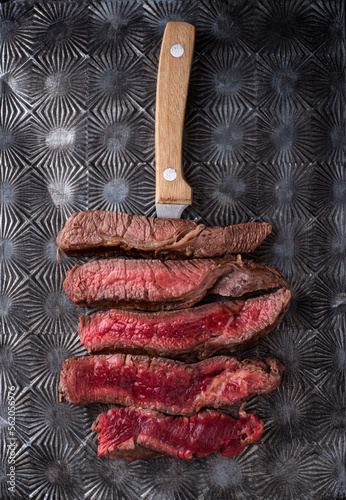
top-left (155, 21), bottom-right (195, 219)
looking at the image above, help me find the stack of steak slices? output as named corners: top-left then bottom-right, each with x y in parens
top-left (58, 211), bottom-right (290, 460)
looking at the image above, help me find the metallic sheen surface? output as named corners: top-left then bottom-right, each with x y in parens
top-left (163, 168), bottom-right (178, 181)
top-left (155, 203), bottom-right (187, 219)
top-left (170, 43), bottom-right (184, 58)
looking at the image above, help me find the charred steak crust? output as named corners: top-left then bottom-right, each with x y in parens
top-left (59, 354), bottom-right (285, 414)
top-left (56, 210), bottom-right (272, 259)
top-left (63, 257), bottom-right (289, 311)
top-left (92, 406), bottom-right (264, 460)
top-left (79, 288), bottom-right (291, 360)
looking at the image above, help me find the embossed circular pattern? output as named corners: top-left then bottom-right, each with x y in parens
top-left (30, 277), bottom-right (81, 336)
top-left (32, 2), bottom-right (88, 58)
top-left (88, 106), bottom-right (153, 165)
top-left (256, 440), bottom-right (315, 499)
top-left (89, 1), bottom-right (144, 57)
top-left (29, 164), bottom-right (87, 222)
top-left (28, 444), bottom-right (84, 500)
top-left (190, 50), bottom-right (256, 110)
top-left (139, 457), bottom-right (202, 500)
top-left (0, 163), bottom-right (31, 220)
top-left (29, 388), bottom-right (89, 448)
top-left (30, 334), bottom-right (87, 390)
top-left (31, 55), bottom-right (87, 113)
top-left (0, 274), bottom-right (29, 337)
top-left (0, 333), bottom-right (31, 389)
top-left (0, 0), bottom-right (345, 498)
top-left (190, 161), bottom-right (258, 225)
top-left (89, 52), bottom-right (146, 110)
top-left (0, 2), bottom-right (34, 59)
top-left (84, 451), bottom-right (143, 500)
top-left (88, 161), bottom-right (155, 215)
top-left (185, 108), bottom-right (257, 164)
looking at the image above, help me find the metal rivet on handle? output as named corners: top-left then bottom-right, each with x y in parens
top-left (170, 44), bottom-right (184, 58)
top-left (163, 168), bottom-right (177, 181)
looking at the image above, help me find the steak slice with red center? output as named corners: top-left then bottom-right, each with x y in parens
top-left (63, 257), bottom-right (288, 311)
top-left (92, 406), bottom-right (264, 460)
top-left (79, 288), bottom-right (291, 360)
top-left (56, 210), bottom-right (272, 259)
top-left (59, 354), bottom-right (285, 414)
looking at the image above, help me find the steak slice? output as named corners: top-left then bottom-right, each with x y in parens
top-left (56, 210), bottom-right (271, 259)
top-left (92, 406), bottom-right (264, 460)
top-left (59, 354), bottom-right (285, 414)
top-left (79, 288), bottom-right (291, 360)
top-left (63, 257), bottom-right (289, 311)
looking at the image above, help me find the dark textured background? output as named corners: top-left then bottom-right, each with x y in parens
top-left (0, 0), bottom-right (345, 498)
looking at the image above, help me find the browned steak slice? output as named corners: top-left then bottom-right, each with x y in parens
top-left (79, 288), bottom-right (291, 360)
top-left (208, 260), bottom-right (289, 297)
top-left (56, 210), bottom-right (271, 259)
top-left (63, 257), bottom-right (289, 311)
top-left (59, 354), bottom-right (285, 414)
top-left (92, 406), bottom-right (264, 460)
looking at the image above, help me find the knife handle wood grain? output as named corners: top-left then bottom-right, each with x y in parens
top-left (155, 21), bottom-right (195, 206)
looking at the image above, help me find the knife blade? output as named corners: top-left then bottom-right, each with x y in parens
top-left (155, 21), bottom-right (195, 219)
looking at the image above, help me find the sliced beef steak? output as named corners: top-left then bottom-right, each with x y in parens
top-left (92, 406), bottom-right (264, 460)
top-left (79, 288), bottom-right (291, 360)
top-left (64, 257), bottom-right (288, 310)
top-left (59, 354), bottom-right (285, 414)
top-left (57, 210), bottom-right (271, 259)
top-left (208, 260), bottom-right (289, 297)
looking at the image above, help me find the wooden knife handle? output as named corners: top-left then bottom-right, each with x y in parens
top-left (155, 21), bottom-right (195, 205)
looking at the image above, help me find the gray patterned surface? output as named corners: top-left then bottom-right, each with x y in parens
top-left (0, 0), bottom-right (345, 498)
